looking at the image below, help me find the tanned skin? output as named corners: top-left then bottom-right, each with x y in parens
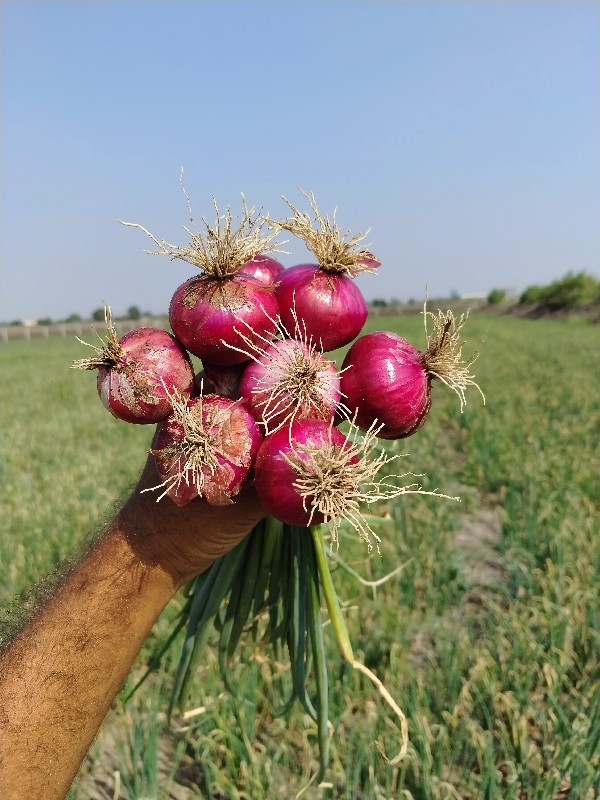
top-left (0, 453), bottom-right (265, 800)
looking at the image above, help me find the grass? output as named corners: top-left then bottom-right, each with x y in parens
top-left (1, 313), bottom-right (599, 799)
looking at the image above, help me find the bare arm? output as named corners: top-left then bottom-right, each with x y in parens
top-left (0, 456), bottom-right (264, 800)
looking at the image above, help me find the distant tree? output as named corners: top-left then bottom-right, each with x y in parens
top-left (64, 313), bottom-right (82, 323)
top-left (487, 289), bottom-right (506, 305)
top-left (38, 317), bottom-right (53, 326)
top-left (519, 273), bottom-right (600, 309)
top-left (519, 285), bottom-right (543, 305)
top-left (91, 308), bottom-right (105, 322)
top-left (127, 305), bottom-right (142, 320)
top-left (371, 298), bottom-right (388, 308)
top-left (543, 272), bottom-right (599, 310)
top-left (10, 320), bottom-right (23, 326)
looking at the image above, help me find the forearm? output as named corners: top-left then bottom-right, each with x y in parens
top-left (0, 446), bottom-right (263, 800)
top-left (0, 509), bottom-right (179, 800)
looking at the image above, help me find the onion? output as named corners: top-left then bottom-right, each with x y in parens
top-left (238, 254), bottom-right (284, 285)
top-left (340, 332), bottom-right (429, 439)
top-left (119, 200), bottom-right (283, 365)
top-left (254, 418), bottom-right (435, 549)
top-left (224, 307), bottom-right (343, 432)
top-left (239, 338), bottom-right (341, 432)
top-left (276, 264), bottom-right (368, 352)
top-left (72, 306), bottom-right (194, 424)
top-left (269, 193), bottom-right (380, 351)
top-left (148, 392), bottom-right (262, 506)
top-left (340, 309), bottom-right (484, 439)
top-left (254, 420), bottom-right (354, 528)
top-left (196, 362), bottom-right (246, 399)
top-left (169, 274), bottom-right (279, 365)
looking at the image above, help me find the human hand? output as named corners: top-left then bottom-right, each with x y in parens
top-left (117, 430), bottom-right (266, 590)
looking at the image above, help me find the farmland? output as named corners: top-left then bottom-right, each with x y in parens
top-left (1, 313), bottom-right (599, 799)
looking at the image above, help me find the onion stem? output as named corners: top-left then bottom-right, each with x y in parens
top-left (171, 536), bottom-right (250, 712)
top-left (311, 524), bottom-right (409, 765)
top-left (288, 531), bottom-right (317, 721)
top-left (310, 525), bottom-right (354, 665)
top-left (307, 540), bottom-right (330, 781)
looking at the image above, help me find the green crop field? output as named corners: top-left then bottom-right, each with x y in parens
top-left (1, 313), bottom-right (599, 800)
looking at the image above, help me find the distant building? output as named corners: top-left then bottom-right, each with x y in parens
top-left (459, 292), bottom-right (487, 300)
top-left (23, 319), bottom-right (37, 327)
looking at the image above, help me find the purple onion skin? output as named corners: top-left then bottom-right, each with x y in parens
top-left (199, 362), bottom-right (247, 399)
top-left (239, 340), bottom-right (341, 429)
top-left (356, 251), bottom-right (381, 271)
top-left (153, 395), bottom-right (262, 506)
top-left (254, 420), bottom-right (354, 526)
top-left (276, 264), bottom-right (368, 352)
top-left (340, 331), bottom-right (431, 439)
top-left (97, 328), bottom-right (194, 424)
top-left (169, 275), bottom-right (279, 366)
top-left (238, 254), bottom-right (285, 285)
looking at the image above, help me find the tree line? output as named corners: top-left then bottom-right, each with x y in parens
top-left (7, 306), bottom-right (156, 327)
top-left (488, 271), bottom-right (599, 311)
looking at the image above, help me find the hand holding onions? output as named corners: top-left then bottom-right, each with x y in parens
top-left (73, 191), bottom-right (483, 782)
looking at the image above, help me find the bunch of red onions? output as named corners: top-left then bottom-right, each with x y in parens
top-left (74, 192), bottom-right (483, 523)
top-left (74, 192), bottom-right (483, 778)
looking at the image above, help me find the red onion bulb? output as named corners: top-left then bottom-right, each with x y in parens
top-left (340, 311), bottom-right (483, 439)
top-left (72, 310), bottom-right (194, 424)
top-left (169, 275), bottom-right (279, 366)
top-left (239, 338), bottom-right (342, 432)
top-left (276, 264), bottom-right (368, 352)
top-left (196, 362), bottom-right (247, 399)
top-left (340, 332), bottom-right (430, 439)
top-left (120, 200), bottom-right (284, 366)
top-left (149, 393), bottom-right (262, 506)
top-left (254, 420), bottom-right (354, 527)
top-left (254, 418), bottom-right (424, 549)
top-left (269, 194), bottom-right (380, 351)
top-left (238, 254), bottom-right (284, 285)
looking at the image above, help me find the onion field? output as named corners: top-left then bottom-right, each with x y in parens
top-left (1, 312), bottom-right (599, 800)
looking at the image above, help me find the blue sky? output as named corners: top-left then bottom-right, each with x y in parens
top-left (2, 1), bottom-right (598, 320)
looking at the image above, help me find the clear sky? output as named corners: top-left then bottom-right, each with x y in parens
top-left (2, 0), bottom-right (598, 321)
